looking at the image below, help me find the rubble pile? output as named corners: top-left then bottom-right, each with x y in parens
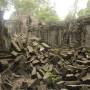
top-left (57, 47), bottom-right (90, 89)
top-left (0, 34), bottom-right (61, 90)
top-left (0, 34), bottom-right (90, 90)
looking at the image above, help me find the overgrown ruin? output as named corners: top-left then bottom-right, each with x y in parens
top-left (0, 6), bottom-right (90, 90)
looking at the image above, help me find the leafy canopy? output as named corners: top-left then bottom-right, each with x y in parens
top-left (13, 0), bottom-right (59, 22)
top-left (0, 0), bottom-right (6, 9)
top-left (78, 0), bottom-right (90, 17)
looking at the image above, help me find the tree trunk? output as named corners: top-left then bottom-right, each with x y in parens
top-left (0, 11), bottom-right (10, 52)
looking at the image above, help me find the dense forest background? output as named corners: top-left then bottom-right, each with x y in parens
top-left (0, 0), bottom-right (90, 22)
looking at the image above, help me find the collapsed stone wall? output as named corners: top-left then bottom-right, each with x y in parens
top-left (5, 16), bottom-right (90, 48)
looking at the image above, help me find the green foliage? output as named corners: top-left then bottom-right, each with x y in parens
top-left (87, 0), bottom-right (90, 8)
top-left (0, 0), bottom-right (11, 11)
top-left (35, 6), bottom-right (59, 22)
top-left (78, 8), bottom-right (90, 17)
top-left (13, 0), bottom-right (38, 13)
top-left (0, 0), bottom-right (5, 9)
top-left (13, 0), bottom-right (59, 22)
top-left (78, 0), bottom-right (90, 17)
